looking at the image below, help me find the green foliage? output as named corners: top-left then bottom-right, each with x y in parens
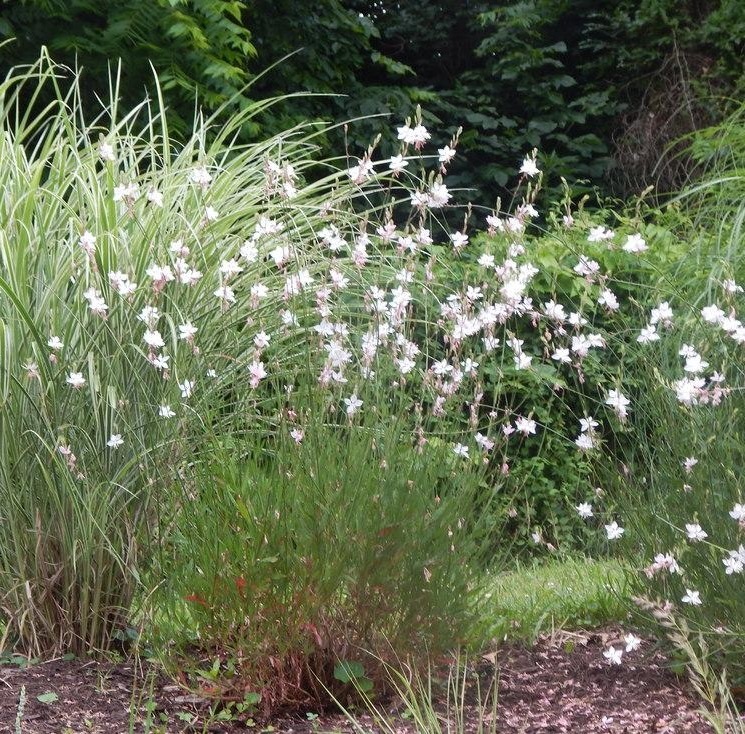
top-left (0, 0), bottom-right (255, 131)
top-left (613, 104), bottom-right (745, 686)
top-left (152, 423), bottom-right (497, 713)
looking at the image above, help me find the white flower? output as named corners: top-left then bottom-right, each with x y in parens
top-left (650, 302), bottom-right (673, 326)
top-left (624, 634), bottom-right (641, 652)
top-left (605, 389), bottom-right (631, 420)
top-left (220, 259), bottom-right (243, 278)
top-left (605, 521), bottom-right (625, 540)
top-left (214, 286), bottom-right (236, 304)
top-left (603, 646), bottom-right (623, 665)
top-left (723, 553), bottom-right (744, 575)
top-left (428, 182), bottom-right (451, 208)
top-left (701, 304), bottom-right (725, 325)
top-left (47, 336), bottom-right (64, 351)
top-left (113, 182), bottom-right (139, 203)
top-left (637, 325), bottom-right (659, 344)
top-left (248, 360), bottom-right (267, 388)
top-left (551, 348), bottom-right (571, 364)
top-left (588, 226), bottom-right (615, 243)
top-left (580, 416), bottom-right (599, 433)
top-left (78, 230), bottom-right (96, 256)
top-left (453, 443), bottom-right (470, 458)
top-left (685, 523), bottom-right (707, 542)
top-left (730, 503), bottom-right (745, 521)
top-left (388, 155), bottom-right (409, 174)
top-left (598, 288), bottom-right (620, 311)
top-left (66, 372), bottom-right (86, 389)
top-left (438, 145), bottom-right (456, 164)
top-left (681, 589), bottom-right (702, 606)
top-left (344, 393), bottom-right (363, 416)
top-left (158, 405), bottom-right (176, 418)
top-left (98, 141), bottom-right (115, 162)
top-left (143, 330), bottom-right (165, 349)
top-left (190, 166), bottom-right (212, 190)
top-left (574, 256), bottom-right (601, 278)
top-left (106, 434), bottom-right (124, 449)
top-left (683, 457), bottom-right (698, 474)
top-left (146, 189), bottom-right (164, 207)
top-left (575, 433), bottom-right (596, 451)
top-left (622, 233), bottom-right (648, 253)
top-left (178, 322), bottom-right (198, 342)
top-left (576, 502), bottom-right (593, 519)
top-left (179, 380), bottom-right (195, 399)
top-left (519, 154), bottom-right (540, 177)
top-left (450, 231), bottom-right (469, 250)
top-left (397, 123), bottom-right (430, 147)
top-left (514, 416), bottom-right (537, 435)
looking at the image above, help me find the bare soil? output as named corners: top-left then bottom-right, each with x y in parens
top-left (0, 627), bottom-right (716, 733)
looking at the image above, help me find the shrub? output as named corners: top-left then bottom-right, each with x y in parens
top-left (153, 420), bottom-right (497, 713)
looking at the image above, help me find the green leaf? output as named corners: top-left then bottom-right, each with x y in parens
top-left (334, 660), bottom-right (364, 683)
top-left (37, 692), bottom-right (58, 704)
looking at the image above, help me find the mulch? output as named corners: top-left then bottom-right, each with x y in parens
top-left (0, 627), bottom-right (721, 733)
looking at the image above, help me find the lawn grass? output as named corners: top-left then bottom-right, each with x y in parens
top-left (489, 556), bottom-right (628, 642)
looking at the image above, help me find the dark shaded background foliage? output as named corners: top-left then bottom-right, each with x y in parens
top-left (2, 0), bottom-right (743, 202)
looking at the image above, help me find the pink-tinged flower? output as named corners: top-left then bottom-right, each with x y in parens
top-left (78, 230), bottom-right (96, 256)
top-left (683, 456), bottom-right (698, 474)
top-left (190, 166), bottom-right (212, 190)
top-left (397, 123), bottom-right (430, 148)
top-left (290, 427), bottom-right (304, 444)
top-left (248, 360), bottom-right (267, 388)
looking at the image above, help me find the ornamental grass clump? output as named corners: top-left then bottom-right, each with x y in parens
top-left (0, 52), bottom-right (372, 656)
